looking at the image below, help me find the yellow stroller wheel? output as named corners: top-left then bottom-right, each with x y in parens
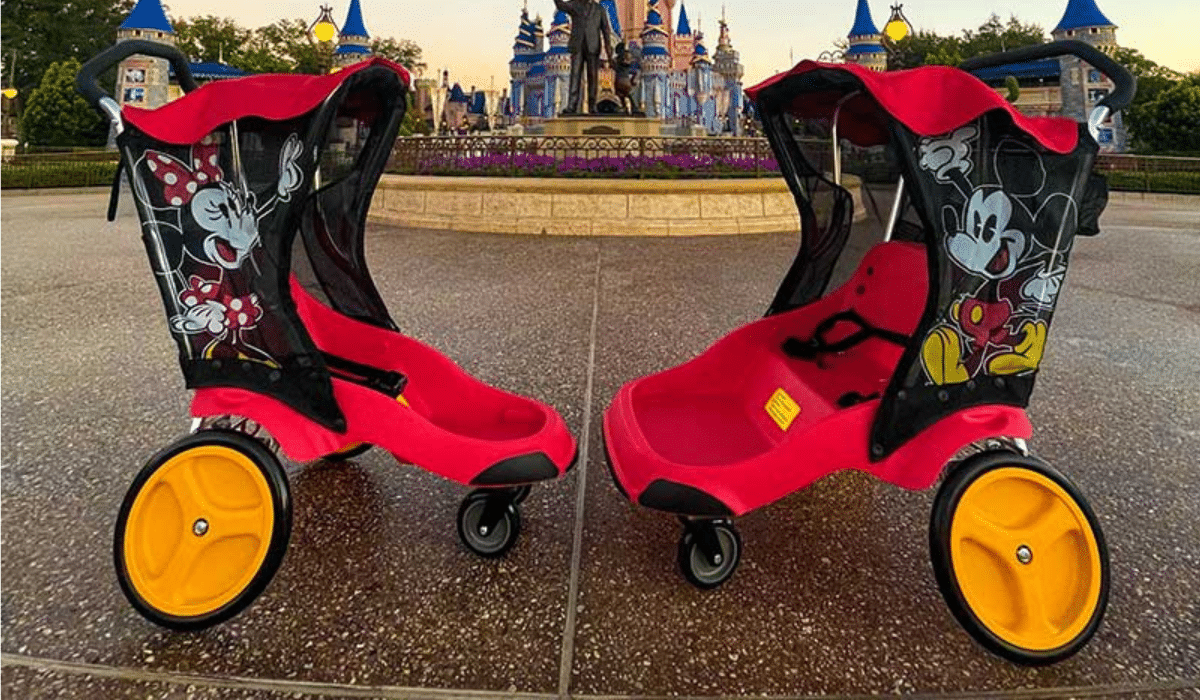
top-left (114, 430), bottom-right (291, 630)
top-left (930, 451), bottom-right (1108, 665)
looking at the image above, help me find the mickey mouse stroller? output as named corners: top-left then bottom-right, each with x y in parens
top-left (603, 41), bottom-right (1133, 665)
top-left (78, 42), bottom-right (577, 631)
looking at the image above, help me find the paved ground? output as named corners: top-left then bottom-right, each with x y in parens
top-left (2, 191), bottom-right (1197, 699)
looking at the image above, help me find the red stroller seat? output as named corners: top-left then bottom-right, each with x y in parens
top-left (606, 241), bottom-right (1027, 516)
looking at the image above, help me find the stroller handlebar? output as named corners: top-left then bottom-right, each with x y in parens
top-left (961, 40), bottom-right (1135, 114)
top-left (77, 41), bottom-right (198, 121)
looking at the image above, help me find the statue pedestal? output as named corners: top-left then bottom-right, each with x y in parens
top-left (542, 115), bottom-right (664, 137)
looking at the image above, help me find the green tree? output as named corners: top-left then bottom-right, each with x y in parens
top-left (1, 0), bottom-right (134, 100)
top-left (888, 30), bottom-right (956, 69)
top-left (397, 102), bottom-right (430, 136)
top-left (250, 19), bottom-right (321, 74)
top-left (1128, 75), bottom-right (1200, 154)
top-left (369, 37), bottom-right (422, 70)
top-left (174, 15), bottom-right (320, 74)
top-left (19, 58), bottom-right (107, 146)
top-left (959, 14), bottom-right (1045, 59)
top-left (172, 15), bottom-right (423, 76)
top-left (1110, 47), bottom-right (1188, 153)
top-left (173, 16), bottom-right (251, 66)
top-left (888, 15), bottom-right (1044, 70)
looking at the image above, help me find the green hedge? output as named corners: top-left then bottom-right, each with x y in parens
top-left (1104, 169), bottom-right (1200, 194)
top-left (1, 161), bottom-right (119, 189)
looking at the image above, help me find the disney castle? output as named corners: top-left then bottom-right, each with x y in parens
top-left (507, 0), bottom-right (746, 135)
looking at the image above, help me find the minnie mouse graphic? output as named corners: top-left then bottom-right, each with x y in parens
top-left (133, 131), bottom-right (304, 360)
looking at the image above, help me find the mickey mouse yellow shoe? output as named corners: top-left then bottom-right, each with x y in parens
top-left (923, 326), bottom-right (971, 385)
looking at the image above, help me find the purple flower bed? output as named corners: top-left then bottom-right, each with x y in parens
top-left (408, 152), bottom-right (780, 178)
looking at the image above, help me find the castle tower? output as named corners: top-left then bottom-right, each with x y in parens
top-left (115, 0), bottom-right (175, 110)
top-left (713, 13), bottom-right (744, 135)
top-left (689, 27), bottom-right (715, 132)
top-left (334, 0), bottom-right (373, 68)
top-left (509, 8), bottom-right (538, 118)
top-left (671, 3), bottom-right (694, 73)
top-left (1051, 0), bottom-right (1126, 151)
top-left (844, 0), bottom-right (887, 72)
top-left (529, 14), bottom-right (549, 116)
top-left (546, 10), bottom-right (572, 116)
top-left (639, 0), bottom-right (672, 119)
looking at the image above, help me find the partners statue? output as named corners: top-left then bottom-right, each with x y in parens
top-left (613, 41), bottom-right (643, 115)
top-left (553, 0), bottom-right (613, 115)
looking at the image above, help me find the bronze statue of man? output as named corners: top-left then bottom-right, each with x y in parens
top-left (553, 0), bottom-right (613, 115)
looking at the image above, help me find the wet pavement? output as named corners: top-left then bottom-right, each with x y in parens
top-left (2, 191), bottom-right (1198, 698)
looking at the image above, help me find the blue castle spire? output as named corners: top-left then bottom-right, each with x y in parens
top-left (119, 0), bottom-right (174, 33)
top-left (340, 0), bottom-right (370, 39)
top-left (847, 0), bottom-right (879, 38)
top-left (1053, 0), bottom-right (1115, 32)
top-left (335, 0), bottom-right (372, 59)
top-left (677, 3), bottom-right (692, 35)
top-left (645, 0), bottom-right (666, 30)
top-left (514, 8), bottom-right (537, 50)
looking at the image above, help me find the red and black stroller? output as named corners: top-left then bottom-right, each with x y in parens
top-left (78, 42), bottom-right (577, 631)
top-left (603, 41), bottom-right (1133, 665)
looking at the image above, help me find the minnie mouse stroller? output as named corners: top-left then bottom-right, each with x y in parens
top-left (78, 42), bottom-right (577, 631)
top-left (603, 41), bottom-right (1133, 664)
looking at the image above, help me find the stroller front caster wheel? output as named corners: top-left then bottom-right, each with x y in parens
top-left (114, 430), bottom-right (292, 631)
top-left (930, 452), bottom-right (1109, 665)
top-left (678, 520), bottom-right (741, 589)
top-left (457, 490), bottom-right (522, 558)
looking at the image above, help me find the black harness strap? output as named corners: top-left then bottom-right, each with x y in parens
top-left (322, 352), bottom-right (407, 397)
top-left (782, 309), bottom-right (909, 361)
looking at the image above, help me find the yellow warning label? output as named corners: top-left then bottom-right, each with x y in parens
top-left (765, 388), bottom-right (801, 431)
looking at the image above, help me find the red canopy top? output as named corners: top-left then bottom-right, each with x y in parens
top-left (745, 61), bottom-right (1080, 154)
top-left (122, 58), bottom-right (410, 145)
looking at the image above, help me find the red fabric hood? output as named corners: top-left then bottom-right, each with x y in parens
top-left (122, 58), bottom-right (410, 145)
top-left (745, 61), bottom-right (1079, 154)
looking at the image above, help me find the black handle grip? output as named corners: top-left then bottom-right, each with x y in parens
top-left (76, 40), bottom-right (198, 112)
top-left (961, 40), bottom-right (1135, 113)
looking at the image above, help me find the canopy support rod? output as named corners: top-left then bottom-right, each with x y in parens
top-left (883, 176), bottom-right (905, 242)
top-left (830, 90), bottom-right (860, 186)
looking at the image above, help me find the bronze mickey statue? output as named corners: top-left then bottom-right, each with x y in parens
top-left (553, 0), bottom-right (614, 115)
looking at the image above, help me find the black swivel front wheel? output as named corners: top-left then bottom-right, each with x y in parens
top-left (678, 519), bottom-right (741, 589)
top-left (456, 489), bottom-right (522, 558)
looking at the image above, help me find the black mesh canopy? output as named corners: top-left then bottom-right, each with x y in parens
top-left (118, 65), bottom-right (408, 431)
top-left (754, 67), bottom-right (1108, 459)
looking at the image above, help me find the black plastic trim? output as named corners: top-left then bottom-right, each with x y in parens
top-left (470, 452), bottom-right (559, 485)
top-left (638, 480), bottom-right (733, 517)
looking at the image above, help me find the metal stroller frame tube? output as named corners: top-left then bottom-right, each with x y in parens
top-left (830, 91), bottom-right (860, 186)
top-left (883, 177), bottom-right (904, 243)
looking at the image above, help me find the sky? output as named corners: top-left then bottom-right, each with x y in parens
top-left (162, 0), bottom-right (1199, 89)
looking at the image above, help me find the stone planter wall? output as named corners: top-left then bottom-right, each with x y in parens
top-left (369, 175), bottom-right (864, 236)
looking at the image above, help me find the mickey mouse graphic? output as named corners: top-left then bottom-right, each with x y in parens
top-left (133, 131), bottom-right (304, 360)
top-left (916, 125), bottom-right (1077, 386)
